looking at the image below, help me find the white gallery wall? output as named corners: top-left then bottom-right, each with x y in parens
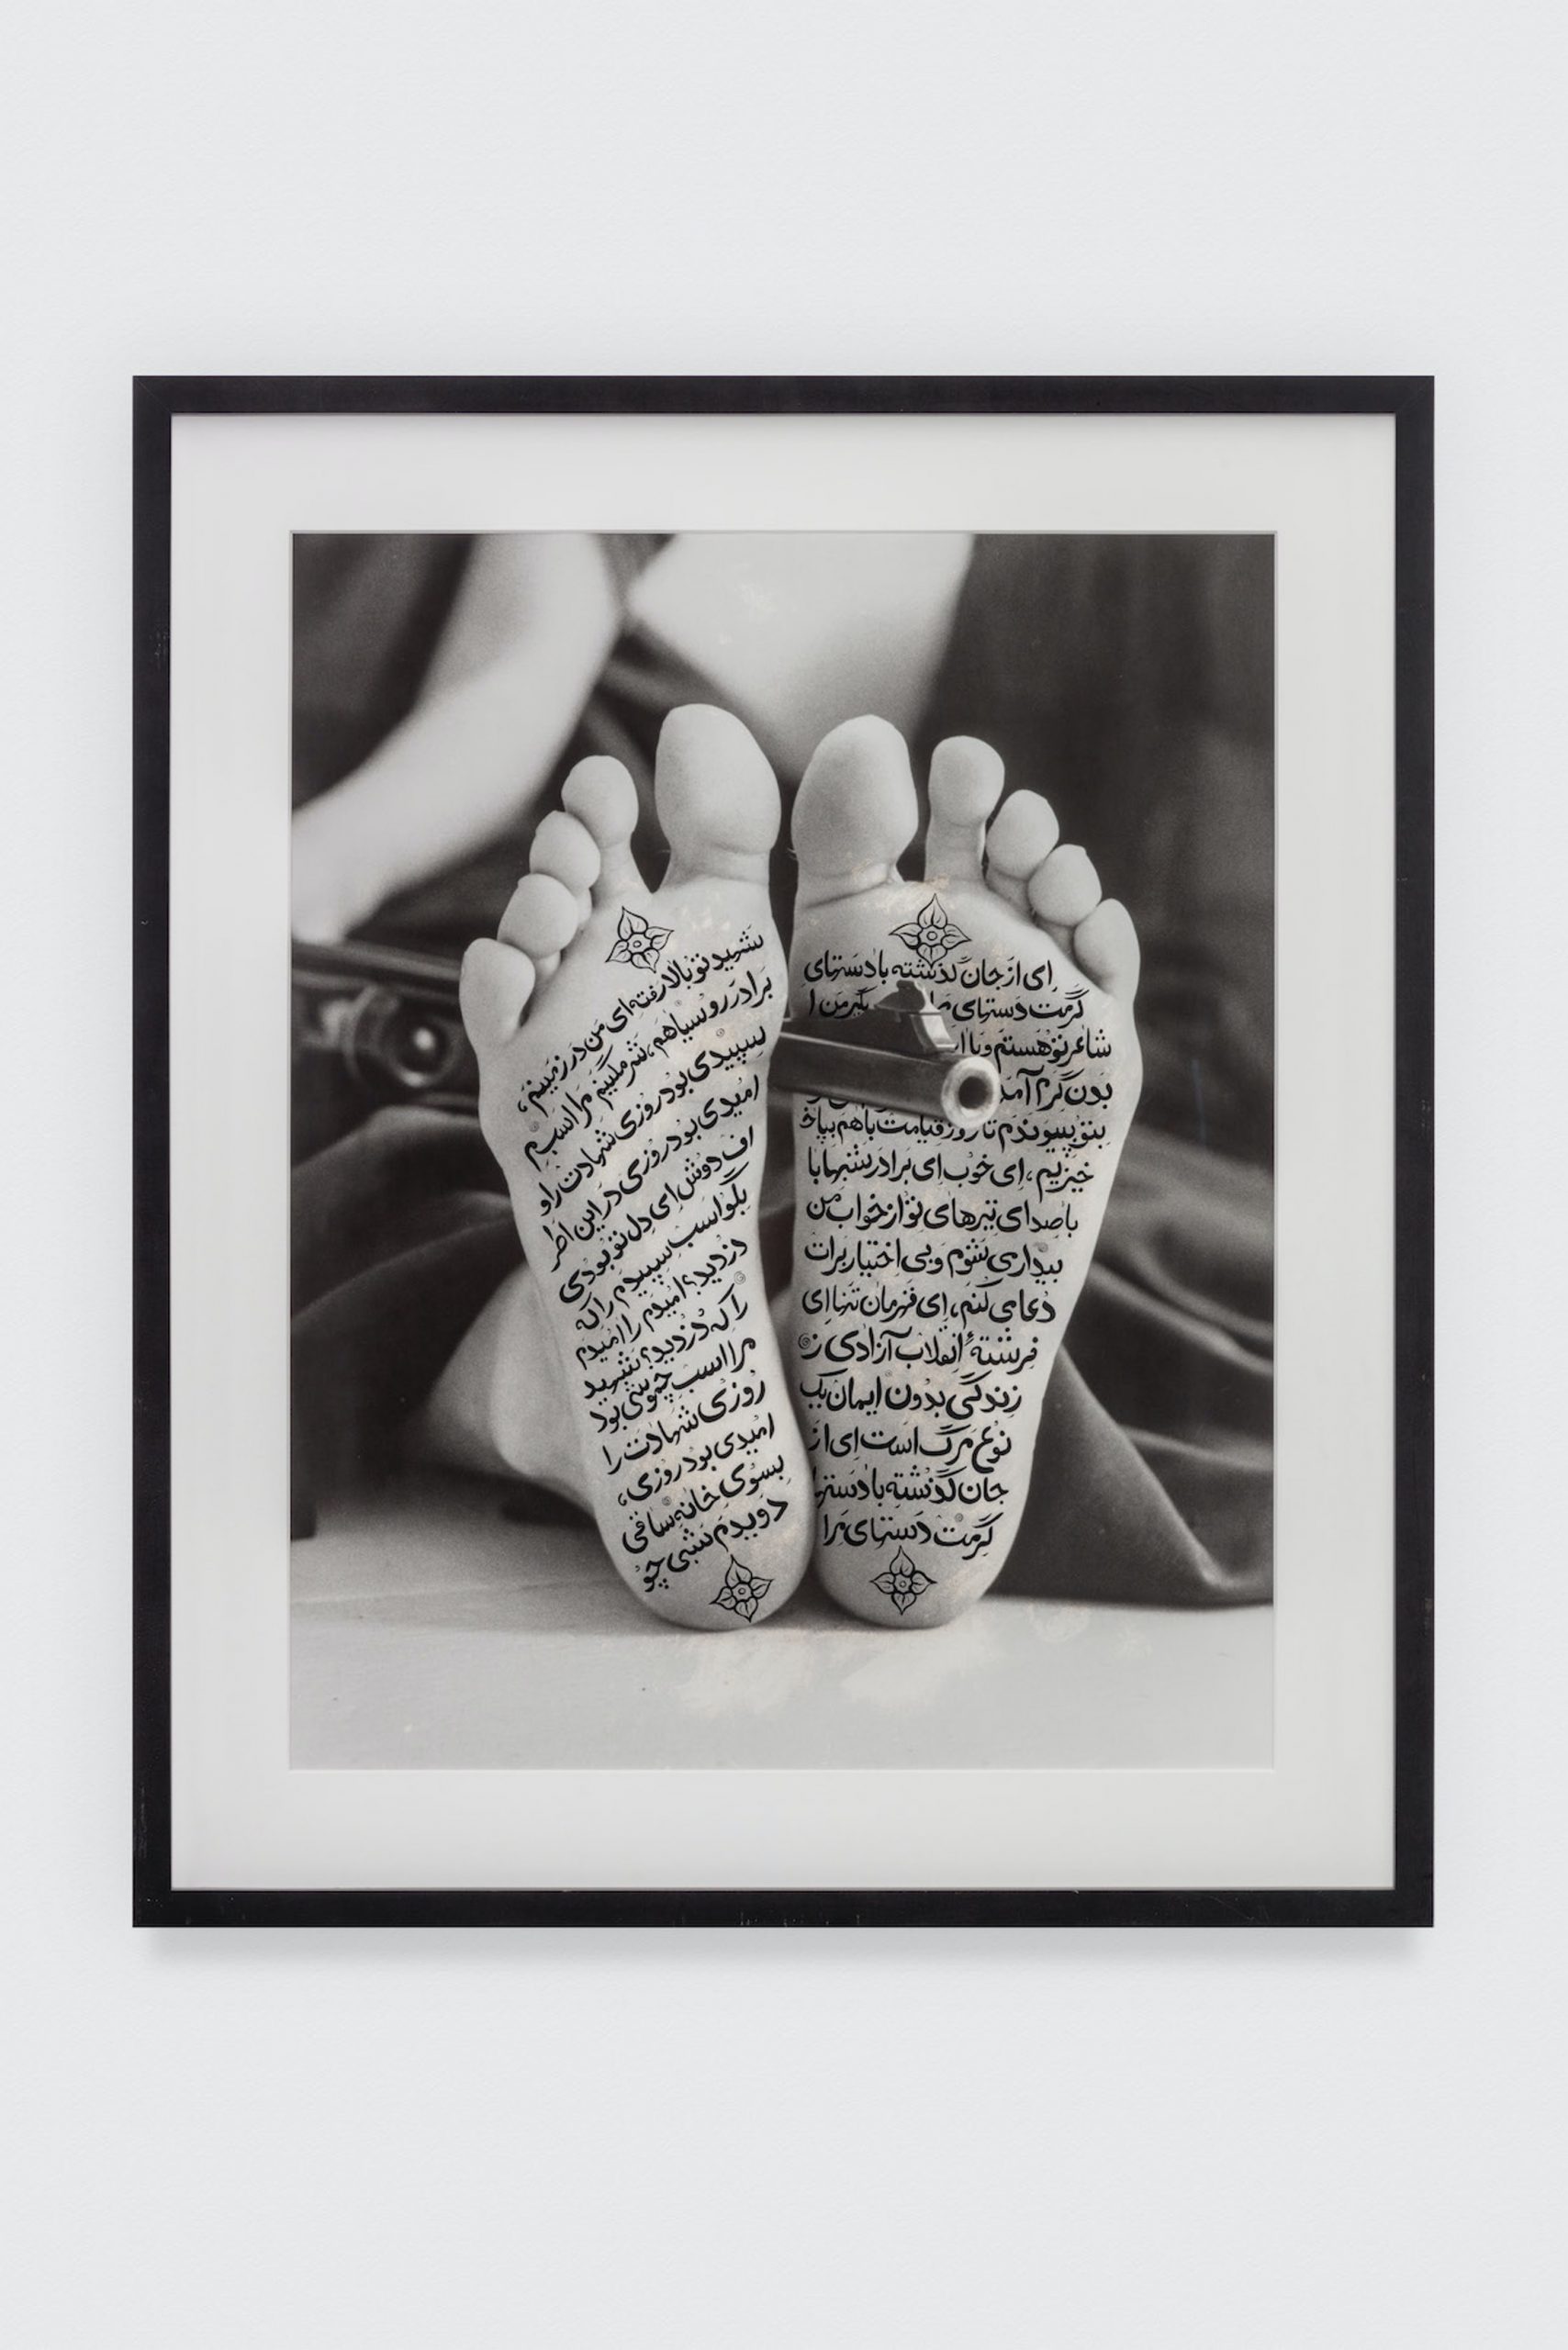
top-left (2, 3), bottom-right (1562, 2344)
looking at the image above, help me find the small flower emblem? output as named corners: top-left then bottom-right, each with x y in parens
top-left (607, 903), bottom-right (674, 972)
top-left (890, 895), bottom-right (969, 970)
top-left (870, 1550), bottom-right (936, 1617)
top-left (711, 1550), bottom-right (773, 1624)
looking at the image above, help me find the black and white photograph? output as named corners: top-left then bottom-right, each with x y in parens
top-left (26, 4), bottom-right (1568, 2344)
top-left (140, 380), bottom-right (1428, 1927)
top-left (289, 525), bottom-right (1276, 1769)
top-left (140, 378), bottom-right (1421, 1908)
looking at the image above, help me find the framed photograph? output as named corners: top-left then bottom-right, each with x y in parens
top-left (133, 375), bottom-right (1432, 1926)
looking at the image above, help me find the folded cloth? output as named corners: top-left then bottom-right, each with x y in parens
top-left (291, 1105), bottom-right (1271, 1606)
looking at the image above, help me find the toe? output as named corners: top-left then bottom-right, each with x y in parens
top-left (1072, 897), bottom-right (1140, 1001)
top-left (924, 737), bottom-right (1004, 888)
top-left (1026, 844), bottom-right (1101, 935)
top-left (498, 870), bottom-right (582, 983)
top-left (460, 937), bottom-right (535, 1049)
top-left (530, 811), bottom-right (600, 917)
top-left (562, 755), bottom-right (644, 902)
top-left (655, 704), bottom-right (779, 885)
top-left (793, 715), bottom-right (919, 908)
top-left (984, 790), bottom-right (1060, 914)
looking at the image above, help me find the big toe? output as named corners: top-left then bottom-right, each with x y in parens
top-left (655, 705), bottom-right (779, 886)
top-left (793, 714), bottom-right (919, 907)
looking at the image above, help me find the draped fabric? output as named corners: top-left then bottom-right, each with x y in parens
top-left (291, 533), bottom-right (1275, 1606)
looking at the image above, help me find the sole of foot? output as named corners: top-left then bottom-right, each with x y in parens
top-left (460, 704), bottom-right (814, 1630)
top-left (789, 717), bottom-right (1143, 1628)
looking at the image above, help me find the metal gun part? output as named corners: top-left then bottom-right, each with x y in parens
top-left (771, 981), bottom-right (1000, 1132)
top-left (292, 947), bottom-right (1000, 1132)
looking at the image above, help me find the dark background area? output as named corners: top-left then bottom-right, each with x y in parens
top-left (294, 532), bottom-right (1274, 1165)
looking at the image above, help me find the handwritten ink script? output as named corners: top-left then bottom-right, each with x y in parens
top-left (517, 928), bottom-right (784, 1595)
top-left (796, 943), bottom-right (1118, 1583)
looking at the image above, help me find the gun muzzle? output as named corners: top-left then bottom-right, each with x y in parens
top-left (771, 983), bottom-right (1001, 1132)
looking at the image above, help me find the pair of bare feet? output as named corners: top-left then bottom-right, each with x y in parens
top-left (451, 706), bottom-right (1141, 1631)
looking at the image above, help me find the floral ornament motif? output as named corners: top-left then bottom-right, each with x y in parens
top-left (890, 895), bottom-right (970, 970)
top-left (711, 1550), bottom-right (773, 1625)
top-left (606, 903), bottom-right (674, 973)
top-left (870, 1550), bottom-right (935, 1616)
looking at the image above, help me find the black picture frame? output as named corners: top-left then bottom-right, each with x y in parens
top-left (133, 374), bottom-right (1433, 1929)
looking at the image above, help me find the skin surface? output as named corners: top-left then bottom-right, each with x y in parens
top-left (292, 532), bottom-right (622, 944)
top-left (428, 707), bottom-right (1142, 1634)
top-left (453, 705), bottom-right (813, 1629)
top-left (788, 719), bottom-right (1142, 1627)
